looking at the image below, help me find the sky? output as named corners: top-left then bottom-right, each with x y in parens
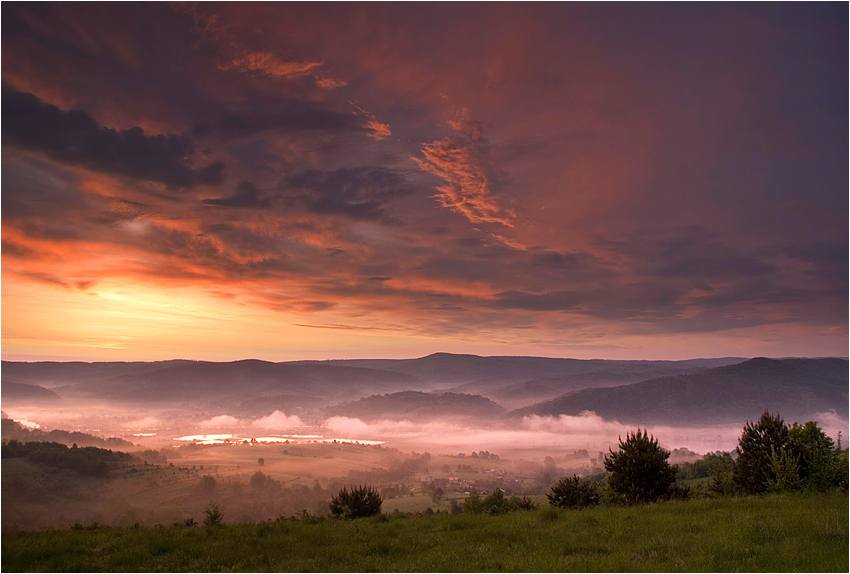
top-left (1, 3), bottom-right (847, 362)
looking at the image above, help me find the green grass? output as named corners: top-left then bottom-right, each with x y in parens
top-left (3, 492), bottom-right (847, 572)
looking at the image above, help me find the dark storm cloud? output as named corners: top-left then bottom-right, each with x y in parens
top-left (2, 89), bottom-right (225, 186)
top-left (203, 181), bottom-right (270, 209)
top-left (195, 97), bottom-right (363, 138)
top-left (280, 167), bottom-right (414, 219)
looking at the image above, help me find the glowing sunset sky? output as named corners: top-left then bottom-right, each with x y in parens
top-left (2, 3), bottom-right (847, 361)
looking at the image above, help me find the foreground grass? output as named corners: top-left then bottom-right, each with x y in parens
top-left (3, 492), bottom-right (847, 572)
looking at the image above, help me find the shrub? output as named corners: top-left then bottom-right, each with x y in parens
top-left (329, 485), bottom-right (382, 519)
top-left (482, 489), bottom-right (507, 514)
top-left (462, 492), bottom-right (485, 514)
top-left (548, 475), bottom-right (600, 509)
top-left (708, 470), bottom-right (736, 497)
top-left (605, 429), bottom-right (676, 504)
top-left (507, 495), bottom-right (539, 511)
top-left (663, 483), bottom-right (691, 501)
top-left (203, 504), bottom-right (223, 527)
top-left (733, 410), bottom-right (789, 494)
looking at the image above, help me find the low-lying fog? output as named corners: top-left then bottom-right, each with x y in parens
top-left (5, 401), bottom-right (847, 456)
top-left (5, 397), bottom-right (847, 532)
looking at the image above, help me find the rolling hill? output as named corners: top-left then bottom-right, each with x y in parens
top-left (1, 381), bottom-right (61, 403)
top-left (2, 355), bottom-right (746, 412)
top-left (295, 353), bottom-right (746, 391)
top-left (320, 391), bottom-right (507, 421)
top-left (508, 358), bottom-right (849, 425)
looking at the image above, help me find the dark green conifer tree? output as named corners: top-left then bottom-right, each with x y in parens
top-left (733, 410), bottom-right (788, 494)
top-left (604, 429), bottom-right (676, 504)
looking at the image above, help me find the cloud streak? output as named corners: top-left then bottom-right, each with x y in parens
top-left (414, 118), bottom-right (514, 227)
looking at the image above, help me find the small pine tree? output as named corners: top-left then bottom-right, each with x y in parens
top-left (547, 475), bottom-right (599, 509)
top-left (604, 429), bottom-right (676, 504)
top-left (733, 410), bottom-right (788, 494)
top-left (329, 485), bottom-right (382, 519)
top-left (203, 504), bottom-right (223, 527)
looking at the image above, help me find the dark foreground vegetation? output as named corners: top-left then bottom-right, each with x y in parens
top-left (3, 492), bottom-right (846, 572)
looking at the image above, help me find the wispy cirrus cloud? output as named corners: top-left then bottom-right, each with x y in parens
top-left (219, 50), bottom-right (322, 79)
top-left (414, 117), bottom-right (514, 227)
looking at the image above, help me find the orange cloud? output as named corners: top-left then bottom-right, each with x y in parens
top-left (414, 132), bottom-right (513, 227)
top-left (349, 103), bottom-right (391, 140)
top-left (219, 51), bottom-right (322, 78)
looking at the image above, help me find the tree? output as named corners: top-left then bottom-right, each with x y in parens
top-left (604, 429), bottom-right (676, 504)
top-left (733, 410), bottom-right (788, 494)
top-left (786, 421), bottom-right (836, 491)
top-left (548, 475), bottom-right (599, 509)
top-left (329, 485), bottom-right (382, 518)
top-left (199, 475), bottom-right (217, 492)
top-left (250, 471), bottom-right (267, 489)
top-left (257, 457), bottom-right (265, 466)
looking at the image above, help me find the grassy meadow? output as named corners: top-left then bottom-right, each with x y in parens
top-left (3, 491), bottom-right (847, 572)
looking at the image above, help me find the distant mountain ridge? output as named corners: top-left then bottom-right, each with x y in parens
top-left (508, 357), bottom-right (848, 425)
top-left (3, 355), bottom-right (747, 411)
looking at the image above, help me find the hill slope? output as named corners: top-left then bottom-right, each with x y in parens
top-left (297, 354), bottom-right (746, 391)
top-left (509, 358), bottom-right (848, 425)
top-left (321, 391), bottom-right (506, 421)
top-left (1, 382), bottom-right (61, 402)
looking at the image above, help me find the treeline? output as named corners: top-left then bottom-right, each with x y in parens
top-left (544, 410), bottom-right (848, 512)
top-left (1, 418), bottom-right (133, 449)
top-left (1, 440), bottom-right (134, 477)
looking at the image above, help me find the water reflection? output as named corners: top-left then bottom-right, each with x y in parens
top-left (174, 433), bottom-right (385, 445)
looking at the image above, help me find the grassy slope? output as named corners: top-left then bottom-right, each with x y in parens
top-left (3, 492), bottom-right (847, 572)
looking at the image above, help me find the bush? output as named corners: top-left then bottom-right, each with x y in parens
top-left (482, 489), bottom-right (507, 514)
top-left (787, 421), bottom-right (845, 491)
top-left (547, 475), bottom-right (599, 509)
top-left (733, 410), bottom-right (789, 495)
top-left (507, 496), bottom-right (539, 511)
top-left (329, 485), bottom-right (382, 519)
top-left (708, 470), bottom-right (736, 497)
top-left (605, 429), bottom-right (676, 504)
top-left (203, 504), bottom-right (223, 527)
top-left (462, 492), bottom-right (484, 513)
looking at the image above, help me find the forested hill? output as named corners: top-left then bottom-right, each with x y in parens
top-left (1, 354), bottom-right (746, 413)
top-left (1, 417), bottom-right (133, 449)
top-left (321, 391), bottom-right (506, 421)
top-left (508, 358), bottom-right (849, 425)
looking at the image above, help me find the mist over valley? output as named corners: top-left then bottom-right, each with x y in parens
top-left (2, 352), bottom-right (846, 531)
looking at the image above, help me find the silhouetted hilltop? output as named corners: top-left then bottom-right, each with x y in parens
top-left (3, 355), bottom-right (747, 411)
top-left (509, 358), bottom-right (848, 425)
